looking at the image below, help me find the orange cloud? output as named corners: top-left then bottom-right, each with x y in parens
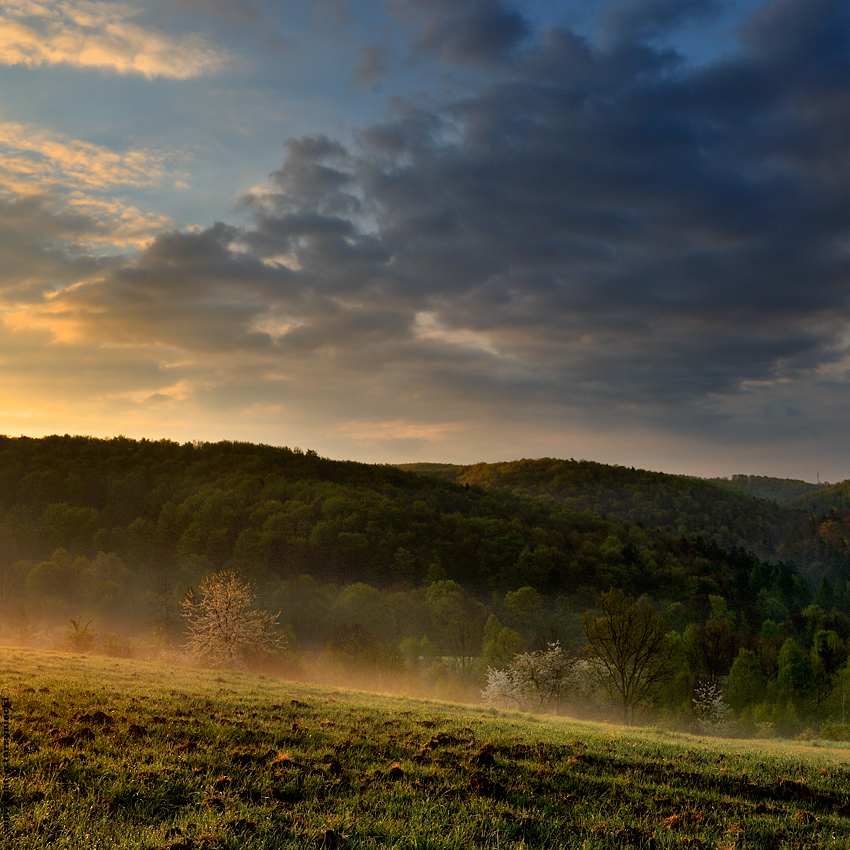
top-left (0, 120), bottom-right (174, 246)
top-left (0, 119), bottom-right (169, 190)
top-left (0, 0), bottom-right (227, 78)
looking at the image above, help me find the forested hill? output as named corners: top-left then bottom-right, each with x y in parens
top-left (8, 436), bottom-right (850, 736)
top-left (0, 436), bottom-right (809, 624)
top-left (707, 474), bottom-right (824, 504)
top-left (790, 481), bottom-right (850, 513)
top-left (397, 458), bottom-right (805, 560)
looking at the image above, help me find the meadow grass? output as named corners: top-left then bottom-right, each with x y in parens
top-left (2, 647), bottom-right (850, 848)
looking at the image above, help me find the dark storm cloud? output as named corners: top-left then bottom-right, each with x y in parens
top-left (54, 0), bottom-right (850, 431)
top-left (604, 0), bottom-right (723, 43)
top-left (390, 0), bottom-right (531, 67)
top-left (51, 222), bottom-right (278, 353)
top-left (264, 136), bottom-right (360, 216)
top-left (143, 222), bottom-right (240, 267)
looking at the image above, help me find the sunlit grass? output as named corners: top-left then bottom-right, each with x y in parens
top-left (2, 646), bottom-right (850, 847)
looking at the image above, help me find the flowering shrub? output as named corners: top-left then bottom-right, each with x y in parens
top-left (482, 642), bottom-right (577, 713)
top-left (693, 681), bottom-right (735, 736)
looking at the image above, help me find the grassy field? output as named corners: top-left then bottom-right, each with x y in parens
top-left (2, 648), bottom-right (850, 848)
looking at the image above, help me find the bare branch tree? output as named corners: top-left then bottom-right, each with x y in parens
top-left (180, 570), bottom-right (284, 669)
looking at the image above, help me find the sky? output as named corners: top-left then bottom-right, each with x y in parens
top-left (0, 0), bottom-right (847, 481)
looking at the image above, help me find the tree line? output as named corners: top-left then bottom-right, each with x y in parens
top-left (174, 566), bottom-right (850, 737)
top-left (400, 458), bottom-right (836, 571)
top-left (2, 435), bottom-right (850, 735)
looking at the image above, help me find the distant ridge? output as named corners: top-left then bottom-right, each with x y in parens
top-left (398, 458), bottom-right (807, 562)
top-left (706, 474), bottom-right (824, 504)
top-left (789, 479), bottom-right (850, 513)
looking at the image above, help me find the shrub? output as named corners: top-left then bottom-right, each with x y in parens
top-left (66, 617), bottom-right (96, 652)
top-left (819, 722), bottom-right (850, 741)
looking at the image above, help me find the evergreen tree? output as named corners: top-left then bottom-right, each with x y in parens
top-left (726, 648), bottom-right (765, 713)
top-left (776, 638), bottom-right (816, 712)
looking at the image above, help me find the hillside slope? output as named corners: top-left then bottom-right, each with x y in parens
top-left (708, 474), bottom-right (824, 504)
top-left (791, 481), bottom-right (850, 513)
top-left (4, 646), bottom-right (850, 849)
top-left (398, 458), bottom-right (806, 560)
top-left (0, 436), bottom-right (811, 639)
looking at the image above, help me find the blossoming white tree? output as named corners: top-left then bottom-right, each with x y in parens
top-left (180, 569), bottom-right (285, 669)
top-left (481, 641), bottom-right (577, 713)
top-left (693, 681), bottom-right (735, 736)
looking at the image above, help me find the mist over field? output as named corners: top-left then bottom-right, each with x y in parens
top-left (1, 434), bottom-right (850, 741)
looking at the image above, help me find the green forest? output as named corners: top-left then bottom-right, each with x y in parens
top-left (4, 435), bottom-right (850, 736)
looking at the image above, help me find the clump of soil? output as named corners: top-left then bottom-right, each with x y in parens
top-left (469, 743), bottom-right (496, 768)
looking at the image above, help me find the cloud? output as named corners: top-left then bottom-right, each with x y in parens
top-left (0, 119), bottom-right (175, 249)
top-left (603, 0), bottom-right (723, 43)
top-left (0, 194), bottom-right (126, 307)
top-left (333, 418), bottom-right (465, 443)
top-left (390, 0), bottom-right (530, 67)
top-left (3, 0), bottom-right (850, 474)
top-left (353, 42), bottom-right (392, 87)
top-left (45, 0), bottom-right (850, 390)
top-left (0, 0), bottom-right (228, 78)
top-left (0, 119), bottom-right (168, 191)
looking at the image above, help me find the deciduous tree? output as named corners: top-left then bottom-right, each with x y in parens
top-left (481, 641), bottom-right (576, 713)
top-left (583, 589), bottom-right (674, 724)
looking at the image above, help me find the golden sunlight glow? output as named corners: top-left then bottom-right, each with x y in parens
top-left (333, 419), bottom-right (465, 443)
top-left (3, 306), bottom-right (87, 344)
